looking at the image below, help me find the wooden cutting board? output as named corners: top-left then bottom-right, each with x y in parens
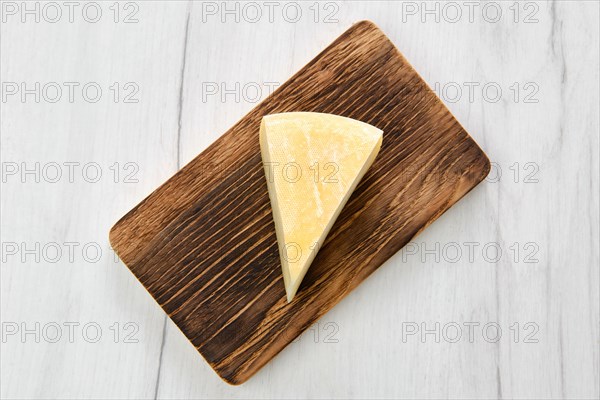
top-left (109, 21), bottom-right (490, 384)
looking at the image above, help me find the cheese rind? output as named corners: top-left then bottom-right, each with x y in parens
top-left (260, 112), bottom-right (383, 302)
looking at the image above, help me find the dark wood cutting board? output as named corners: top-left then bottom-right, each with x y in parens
top-left (109, 21), bottom-right (490, 384)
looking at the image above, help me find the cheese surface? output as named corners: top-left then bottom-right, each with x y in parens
top-left (260, 112), bottom-right (383, 302)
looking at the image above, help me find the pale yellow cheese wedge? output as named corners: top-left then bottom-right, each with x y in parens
top-left (259, 112), bottom-right (383, 302)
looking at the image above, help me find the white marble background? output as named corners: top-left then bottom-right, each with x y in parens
top-left (1, 1), bottom-right (598, 399)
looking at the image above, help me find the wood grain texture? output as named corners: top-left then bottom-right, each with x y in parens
top-left (109, 21), bottom-right (490, 384)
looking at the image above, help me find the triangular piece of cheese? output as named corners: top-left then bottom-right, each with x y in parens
top-left (260, 112), bottom-right (383, 302)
